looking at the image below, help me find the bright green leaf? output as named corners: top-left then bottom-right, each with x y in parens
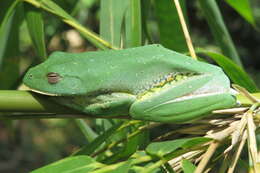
top-left (31, 156), bottom-right (103, 173)
top-left (108, 160), bottom-right (131, 173)
top-left (182, 159), bottom-right (196, 173)
top-left (225, 0), bottom-right (255, 26)
top-left (146, 137), bottom-right (211, 158)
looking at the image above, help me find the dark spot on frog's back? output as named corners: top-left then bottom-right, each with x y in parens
top-left (47, 72), bottom-right (61, 84)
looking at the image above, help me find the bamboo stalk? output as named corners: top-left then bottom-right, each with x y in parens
top-left (172, 0), bottom-right (197, 59)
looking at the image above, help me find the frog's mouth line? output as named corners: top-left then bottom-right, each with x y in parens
top-left (27, 87), bottom-right (59, 96)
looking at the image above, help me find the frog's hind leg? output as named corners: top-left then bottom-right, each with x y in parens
top-left (129, 74), bottom-right (235, 123)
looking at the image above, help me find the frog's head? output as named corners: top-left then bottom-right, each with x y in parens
top-left (23, 53), bottom-right (86, 96)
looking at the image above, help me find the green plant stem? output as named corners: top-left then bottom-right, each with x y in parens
top-left (0, 90), bottom-right (56, 112)
top-left (0, 90), bottom-right (259, 119)
top-left (0, 90), bottom-right (129, 119)
top-left (74, 119), bottom-right (97, 142)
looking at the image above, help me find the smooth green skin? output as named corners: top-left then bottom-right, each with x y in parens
top-left (23, 45), bottom-right (236, 123)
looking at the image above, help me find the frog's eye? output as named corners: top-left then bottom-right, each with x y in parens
top-left (47, 72), bottom-right (61, 84)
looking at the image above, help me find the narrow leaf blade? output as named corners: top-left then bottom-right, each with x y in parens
top-left (25, 4), bottom-right (47, 60)
top-left (25, 0), bottom-right (115, 49)
top-left (125, 0), bottom-right (142, 47)
top-left (0, 0), bottom-right (20, 67)
top-left (182, 159), bottom-right (196, 173)
top-left (73, 122), bottom-right (123, 156)
top-left (31, 156), bottom-right (102, 173)
top-left (100, 0), bottom-right (128, 47)
top-left (199, 51), bottom-right (258, 92)
top-left (0, 1), bottom-right (22, 89)
top-left (146, 137), bottom-right (211, 158)
top-left (198, 0), bottom-right (243, 67)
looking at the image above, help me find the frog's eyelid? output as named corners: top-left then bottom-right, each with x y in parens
top-left (47, 72), bottom-right (62, 84)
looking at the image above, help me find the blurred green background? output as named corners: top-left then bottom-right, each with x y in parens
top-left (0, 0), bottom-right (259, 172)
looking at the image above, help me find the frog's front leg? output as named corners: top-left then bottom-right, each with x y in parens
top-left (129, 74), bottom-right (236, 123)
top-left (53, 93), bottom-right (136, 117)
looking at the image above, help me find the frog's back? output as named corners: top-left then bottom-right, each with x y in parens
top-left (46, 45), bottom-right (225, 95)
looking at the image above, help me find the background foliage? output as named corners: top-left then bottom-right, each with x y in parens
top-left (0, 0), bottom-right (260, 172)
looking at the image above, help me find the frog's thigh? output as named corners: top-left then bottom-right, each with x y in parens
top-left (130, 74), bottom-right (211, 118)
top-left (130, 93), bottom-right (236, 123)
top-left (84, 93), bottom-right (136, 116)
